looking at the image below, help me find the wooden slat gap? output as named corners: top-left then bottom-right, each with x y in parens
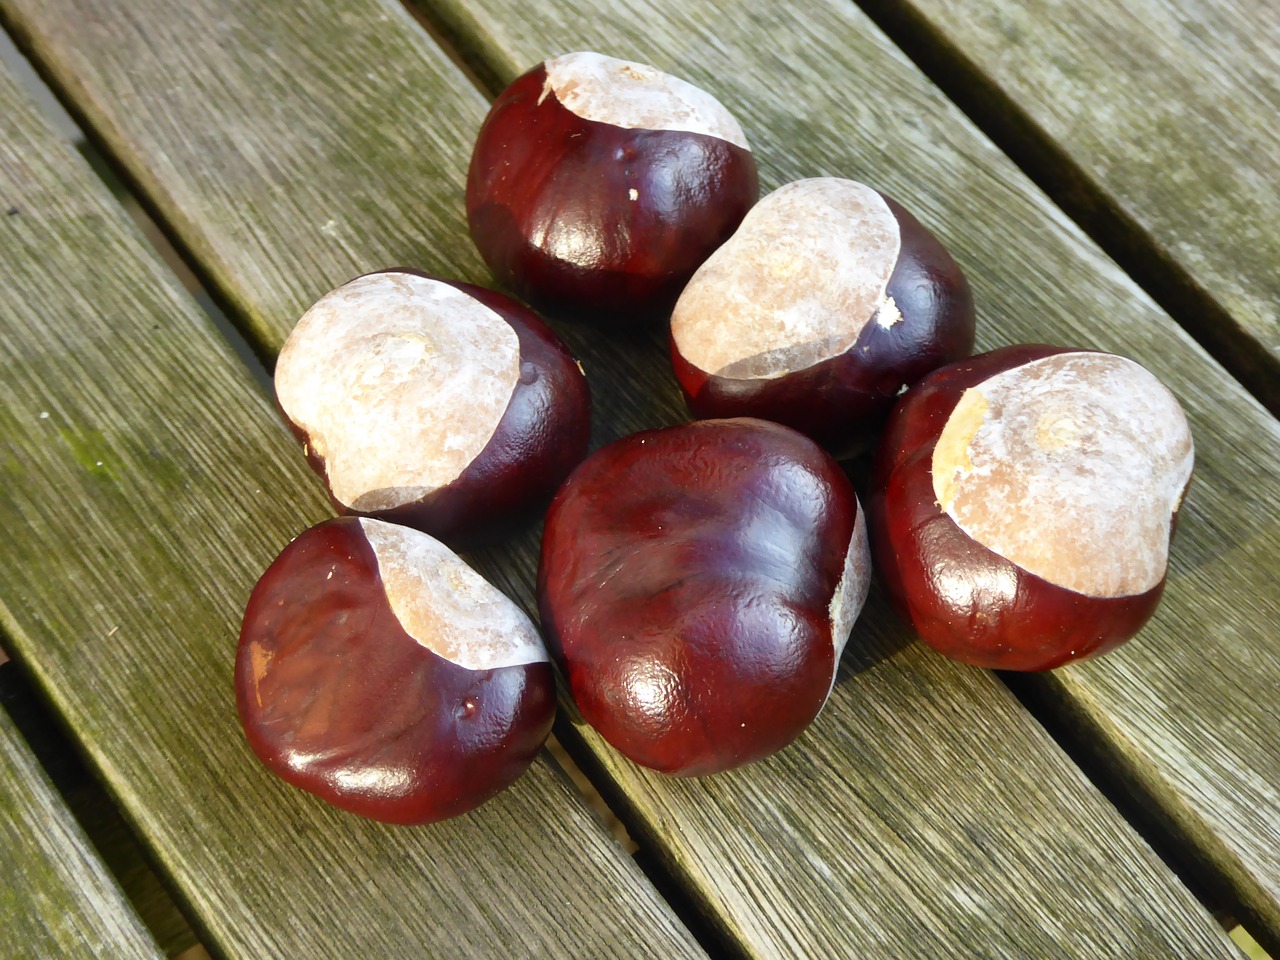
top-left (544, 734), bottom-right (639, 855)
top-left (4, 17), bottom-right (723, 945)
top-left (398, 0), bottom-right (502, 97)
top-left (0, 14), bottom-right (275, 392)
top-left (1002, 669), bottom-right (1280, 960)
top-left (550, 717), bottom-right (755, 960)
top-left (0, 659), bottom-right (206, 958)
top-left (0, 615), bottom-right (240, 959)
top-left (848, 0), bottom-right (1280, 418)
top-left (1231, 925), bottom-right (1276, 960)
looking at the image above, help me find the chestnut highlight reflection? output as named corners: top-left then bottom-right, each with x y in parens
top-left (467, 52), bottom-right (759, 327)
top-left (869, 345), bottom-right (1193, 670)
top-left (538, 418), bottom-right (871, 775)
top-left (236, 517), bottom-right (555, 823)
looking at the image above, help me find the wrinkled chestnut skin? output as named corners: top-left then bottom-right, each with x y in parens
top-left (538, 418), bottom-right (857, 775)
top-left (672, 196), bottom-right (974, 456)
top-left (287, 272), bottom-right (591, 548)
top-left (467, 64), bottom-right (758, 327)
top-left (868, 345), bottom-right (1173, 671)
top-left (236, 517), bottom-right (555, 824)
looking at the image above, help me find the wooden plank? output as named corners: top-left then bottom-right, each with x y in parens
top-left (0, 1), bottom-right (1254, 958)
top-left (855, 0), bottom-right (1280, 414)
top-left (422, 0), bottom-right (1280, 951)
top-left (0, 54), bottom-right (704, 960)
top-left (0, 704), bottom-right (163, 960)
top-left (1, 660), bottom-right (202, 956)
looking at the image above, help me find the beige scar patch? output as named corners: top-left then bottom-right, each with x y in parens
top-left (671, 178), bottom-right (900, 381)
top-left (826, 505), bottom-right (872, 697)
top-left (360, 518), bottom-right (547, 670)
top-left (275, 272), bottom-right (520, 511)
top-left (931, 352), bottom-right (1194, 598)
top-left (544, 51), bottom-right (750, 149)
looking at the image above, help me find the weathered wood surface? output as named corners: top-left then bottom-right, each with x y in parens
top-left (0, 705), bottom-right (163, 960)
top-left (0, 0), bottom-right (1254, 956)
top-left (1, 660), bottom-right (203, 956)
top-left (425, 0), bottom-right (1280, 949)
top-left (0, 55), bottom-right (706, 960)
top-left (858, 0), bottom-right (1280, 415)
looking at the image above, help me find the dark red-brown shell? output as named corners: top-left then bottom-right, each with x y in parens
top-left (867, 344), bottom-right (1192, 671)
top-left (466, 56), bottom-right (758, 328)
top-left (538, 418), bottom-right (871, 775)
top-left (275, 270), bottom-right (590, 548)
top-left (671, 180), bottom-right (973, 456)
top-left (236, 517), bottom-right (555, 823)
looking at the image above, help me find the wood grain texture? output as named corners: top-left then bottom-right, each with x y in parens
top-left (420, 0), bottom-right (1280, 951)
top-left (0, 58), bottom-right (704, 960)
top-left (2, 0), bottom-right (1269, 957)
top-left (0, 706), bottom-right (163, 960)
top-left (0, 0), bottom-right (1267, 955)
top-left (856, 0), bottom-right (1280, 413)
top-left (1, 660), bottom-right (201, 956)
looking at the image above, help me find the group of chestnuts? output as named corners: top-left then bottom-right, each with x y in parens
top-left (235, 52), bottom-right (1194, 824)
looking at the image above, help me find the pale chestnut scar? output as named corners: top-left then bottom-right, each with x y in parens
top-left (930, 353), bottom-right (1194, 598)
top-left (671, 178), bottom-right (901, 380)
top-left (826, 506), bottom-right (872, 698)
top-left (875, 296), bottom-right (903, 329)
top-left (360, 518), bottom-right (548, 670)
top-left (275, 273), bottom-right (520, 511)
top-left (544, 51), bottom-right (750, 149)
top-left (249, 642), bottom-right (272, 709)
top-left (933, 388), bottom-right (989, 511)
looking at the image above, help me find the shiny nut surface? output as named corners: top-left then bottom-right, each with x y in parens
top-left (275, 270), bottom-right (590, 546)
top-left (467, 52), bottom-right (758, 327)
top-left (236, 517), bottom-right (554, 823)
top-left (868, 345), bottom-right (1194, 671)
top-left (671, 178), bottom-right (974, 455)
top-left (539, 418), bottom-right (870, 775)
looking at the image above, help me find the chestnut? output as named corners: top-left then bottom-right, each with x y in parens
top-left (236, 516), bottom-right (555, 824)
top-left (538, 418), bottom-right (871, 776)
top-left (670, 178), bottom-right (975, 455)
top-left (466, 51), bottom-right (759, 327)
top-left (274, 270), bottom-right (590, 546)
top-left (867, 345), bottom-right (1194, 671)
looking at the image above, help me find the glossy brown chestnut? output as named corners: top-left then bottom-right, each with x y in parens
top-left (867, 345), bottom-right (1194, 671)
top-left (538, 418), bottom-right (871, 776)
top-left (274, 269), bottom-right (590, 546)
top-left (671, 178), bottom-right (974, 455)
top-left (466, 51), bottom-right (759, 327)
top-left (236, 516), bottom-right (555, 824)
